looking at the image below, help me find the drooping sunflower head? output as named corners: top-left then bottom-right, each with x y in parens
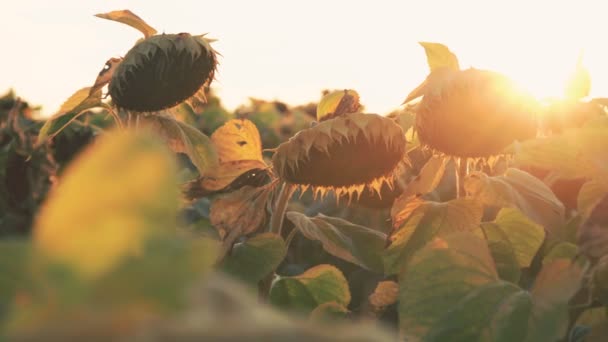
top-left (407, 67), bottom-right (538, 158)
top-left (109, 33), bottom-right (217, 112)
top-left (272, 112), bottom-right (406, 200)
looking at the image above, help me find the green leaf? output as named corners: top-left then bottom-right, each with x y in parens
top-left (426, 281), bottom-right (529, 342)
top-left (286, 212), bottom-right (386, 272)
top-left (399, 232), bottom-right (498, 339)
top-left (525, 259), bottom-right (585, 342)
top-left (419, 42), bottom-right (460, 72)
top-left (37, 87), bottom-right (102, 145)
top-left (95, 10), bottom-right (157, 38)
top-left (385, 197), bottom-right (483, 275)
top-left (543, 242), bottom-right (578, 265)
top-left (0, 240), bottom-right (29, 318)
top-left (512, 125), bottom-right (608, 188)
top-left (33, 130), bottom-right (180, 279)
top-left (402, 155), bottom-right (448, 197)
top-left (220, 233), bottom-right (286, 285)
top-left (309, 301), bottom-right (349, 322)
top-left (578, 180), bottom-right (608, 221)
top-left (480, 224), bottom-right (521, 283)
top-left (270, 264), bottom-right (351, 314)
top-left (140, 114), bottom-right (219, 176)
top-left (465, 168), bottom-right (565, 232)
top-left (484, 208), bottom-right (545, 268)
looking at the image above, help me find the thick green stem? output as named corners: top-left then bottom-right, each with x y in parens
top-left (455, 157), bottom-right (469, 198)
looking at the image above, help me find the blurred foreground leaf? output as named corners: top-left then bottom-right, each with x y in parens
top-left (33, 129), bottom-right (179, 279)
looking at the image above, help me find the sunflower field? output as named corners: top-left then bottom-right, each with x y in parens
top-left (2, 9), bottom-right (608, 342)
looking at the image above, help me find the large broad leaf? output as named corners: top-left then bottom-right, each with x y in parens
top-left (220, 233), bottom-right (286, 286)
top-left (140, 114), bottom-right (219, 176)
top-left (33, 130), bottom-right (179, 279)
top-left (385, 197), bottom-right (483, 274)
top-left (419, 42), bottom-right (460, 72)
top-left (286, 212), bottom-right (387, 272)
top-left (399, 232), bottom-right (498, 340)
top-left (511, 125), bottom-right (608, 188)
top-left (482, 208), bottom-right (545, 269)
top-left (465, 168), bottom-right (565, 232)
top-left (480, 225), bottom-right (522, 283)
top-left (402, 155), bottom-right (448, 197)
top-left (542, 242), bottom-right (578, 265)
top-left (525, 259), bottom-right (585, 342)
top-left (426, 281), bottom-right (530, 342)
top-left (95, 10), bottom-right (157, 38)
top-left (270, 264), bottom-right (351, 314)
top-left (578, 180), bottom-right (608, 221)
top-left (37, 87), bottom-right (102, 145)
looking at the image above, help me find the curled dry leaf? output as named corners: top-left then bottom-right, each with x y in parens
top-left (210, 184), bottom-right (274, 237)
top-left (95, 10), bottom-right (157, 38)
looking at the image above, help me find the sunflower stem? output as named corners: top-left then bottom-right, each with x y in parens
top-left (455, 157), bottom-right (469, 198)
top-left (260, 182), bottom-right (295, 301)
top-left (270, 182), bottom-right (295, 236)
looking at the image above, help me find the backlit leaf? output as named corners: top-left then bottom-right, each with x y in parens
top-left (465, 168), bottom-right (565, 231)
top-left (37, 87), bottom-right (102, 145)
top-left (95, 10), bottom-right (157, 38)
top-left (140, 114), bottom-right (219, 176)
top-left (385, 197), bottom-right (483, 274)
top-left (399, 232), bottom-right (498, 339)
top-left (220, 233), bottom-right (286, 285)
top-left (419, 42), bottom-right (460, 72)
top-left (578, 180), bottom-right (608, 221)
top-left (211, 119), bottom-right (263, 164)
top-left (270, 264), bottom-right (351, 314)
top-left (511, 125), bottom-right (608, 188)
top-left (316, 89), bottom-right (360, 121)
top-left (286, 212), bottom-right (387, 272)
top-left (33, 130), bottom-right (179, 279)
top-left (483, 208), bottom-right (545, 268)
top-left (403, 155), bottom-right (448, 197)
top-left (480, 224), bottom-right (521, 283)
top-left (565, 52), bottom-right (591, 100)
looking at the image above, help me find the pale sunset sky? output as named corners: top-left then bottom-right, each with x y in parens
top-left (2, 0), bottom-right (607, 117)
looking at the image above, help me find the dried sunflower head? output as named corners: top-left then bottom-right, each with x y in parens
top-left (405, 67), bottom-right (538, 158)
top-left (272, 112), bottom-right (406, 200)
top-left (108, 33), bottom-right (217, 112)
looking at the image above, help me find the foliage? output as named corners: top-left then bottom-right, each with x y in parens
top-left (2, 11), bottom-right (608, 341)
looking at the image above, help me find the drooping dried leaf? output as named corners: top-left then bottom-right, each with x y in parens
top-left (286, 212), bottom-right (387, 272)
top-left (95, 10), bottom-right (157, 38)
top-left (210, 184), bottom-right (273, 236)
top-left (465, 168), bottom-right (565, 232)
top-left (139, 114), bottom-right (219, 176)
top-left (90, 57), bottom-right (123, 96)
top-left (37, 87), bottom-right (102, 145)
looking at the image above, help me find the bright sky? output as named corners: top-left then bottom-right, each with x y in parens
top-left (2, 0), bottom-right (607, 117)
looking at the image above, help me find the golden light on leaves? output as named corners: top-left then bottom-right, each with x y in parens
top-left (201, 119), bottom-right (268, 192)
top-left (34, 130), bottom-right (179, 279)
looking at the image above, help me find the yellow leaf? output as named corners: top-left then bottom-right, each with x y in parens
top-left (95, 10), bottom-right (157, 38)
top-left (369, 281), bottom-right (399, 309)
top-left (211, 119), bottom-right (263, 164)
top-left (34, 130), bottom-right (179, 279)
top-left (201, 159), bottom-right (267, 192)
top-left (419, 42), bottom-right (460, 72)
top-left (316, 89), bottom-right (361, 121)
